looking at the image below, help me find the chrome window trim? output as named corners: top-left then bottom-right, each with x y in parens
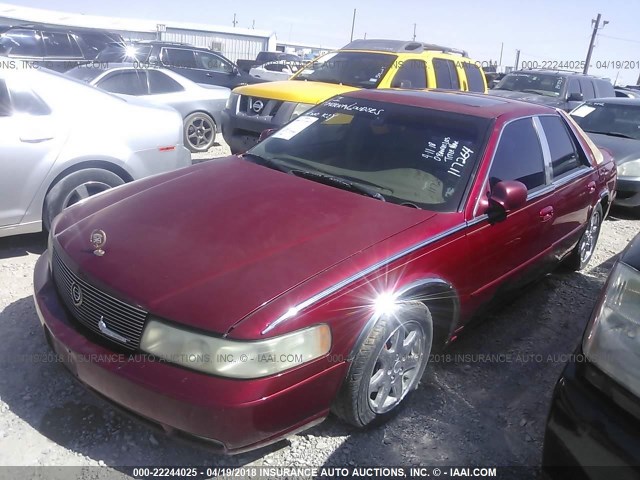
top-left (261, 221), bottom-right (468, 334)
top-left (532, 116), bottom-right (554, 185)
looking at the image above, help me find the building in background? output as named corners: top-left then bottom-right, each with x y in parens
top-left (0, 2), bottom-right (276, 62)
top-left (276, 41), bottom-right (334, 61)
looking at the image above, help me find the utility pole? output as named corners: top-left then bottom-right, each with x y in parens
top-left (350, 9), bottom-right (357, 42)
top-left (251, 20), bottom-right (255, 29)
top-left (413, 23), bottom-right (417, 41)
top-left (584, 13), bottom-right (608, 74)
top-left (514, 49), bottom-right (520, 70)
top-left (232, 13), bottom-right (238, 27)
top-left (499, 42), bottom-right (504, 66)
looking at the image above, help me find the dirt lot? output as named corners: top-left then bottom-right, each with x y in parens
top-left (0, 145), bottom-right (637, 477)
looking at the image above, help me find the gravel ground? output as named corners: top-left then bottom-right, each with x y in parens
top-left (0, 146), bottom-right (637, 478)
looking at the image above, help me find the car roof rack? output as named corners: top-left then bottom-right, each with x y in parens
top-left (341, 39), bottom-right (468, 57)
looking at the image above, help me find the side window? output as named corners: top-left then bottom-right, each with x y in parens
top-left (147, 70), bottom-right (185, 94)
top-left (391, 59), bottom-right (427, 89)
top-left (98, 71), bottom-right (149, 96)
top-left (0, 29), bottom-right (43, 57)
top-left (539, 116), bottom-right (582, 178)
top-left (490, 118), bottom-right (546, 191)
top-left (567, 78), bottom-right (581, 96)
top-left (194, 51), bottom-right (233, 73)
top-left (595, 79), bottom-right (614, 98)
top-left (162, 48), bottom-right (197, 69)
top-left (432, 58), bottom-right (460, 90)
top-left (42, 32), bottom-right (82, 57)
top-left (463, 62), bottom-right (485, 92)
top-left (578, 78), bottom-right (596, 100)
top-left (0, 80), bottom-right (10, 116)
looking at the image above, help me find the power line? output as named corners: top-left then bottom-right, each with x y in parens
top-left (599, 33), bottom-right (640, 44)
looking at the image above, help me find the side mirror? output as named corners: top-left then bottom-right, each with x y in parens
top-left (567, 92), bottom-right (584, 102)
top-left (487, 180), bottom-right (528, 223)
top-left (258, 128), bottom-right (278, 142)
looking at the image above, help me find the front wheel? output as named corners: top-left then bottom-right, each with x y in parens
top-left (43, 168), bottom-right (125, 231)
top-left (566, 203), bottom-right (603, 271)
top-left (332, 302), bottom-right (433, 427)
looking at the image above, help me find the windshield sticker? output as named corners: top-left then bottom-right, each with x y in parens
top-left (421, 137), bottom-right (475, 178)
top-left (571, 105), bottom-right (596, 118)
top-left (271, 116), bottom-right (320, 140)
top-left (323, 100), bottom-right (385, 116)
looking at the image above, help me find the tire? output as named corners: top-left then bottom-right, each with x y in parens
top-left (566, 203), bottom-right (603, 271)
top-left (332, 302), bottom-right (433, 428)
top-left (184, 112), bottom-right (216, 153)
top-left (43, 168), bottom-right (125, 231)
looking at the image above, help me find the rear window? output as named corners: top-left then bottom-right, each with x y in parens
top-left (463, 62), bottom-right (486, 92)
top-left (432, 58), bottom-right (460, 90)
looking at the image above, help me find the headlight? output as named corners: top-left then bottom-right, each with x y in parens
top-left (225, 92), bottom-right (239, 111)
top-left (291, 102), bottom-right (314, 119)
top-left (140, 319), bottom-right (331, 379)
top-left (583, 262), bottom-right (640, 397)
top-left (618, 159), bottom-right (640, 177)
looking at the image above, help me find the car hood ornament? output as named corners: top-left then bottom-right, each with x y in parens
top-left (90, 229), bottom-right (107, 256)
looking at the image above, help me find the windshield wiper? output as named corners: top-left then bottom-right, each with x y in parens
top-left (241, 153), bottom-right (289, 173)
top-left (290, 169), bottom-right (386, 201)
top-left (586, 131), bottom-right (635, 139)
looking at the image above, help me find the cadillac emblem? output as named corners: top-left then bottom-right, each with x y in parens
top-left (90, 229), bottom-right (107, 256)
top-left (70, 282), bottom-right (83, 307)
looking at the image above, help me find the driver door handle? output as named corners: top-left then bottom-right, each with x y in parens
top-left (539, 206), bottom-right (554, 222)
top-left (586, 181), bottom-right (597, 194)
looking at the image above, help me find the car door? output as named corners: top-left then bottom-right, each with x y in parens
top-left (192, 50), bottom-right (240, 88)
top-left (0, 78), bottom-right (65, 227)
top-left (464, 117), bottom-right (555, 308)
top-left (537, 114), bottom-right (596, 260)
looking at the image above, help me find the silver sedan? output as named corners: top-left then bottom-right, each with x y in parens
top-left (66, 65), bottom-right (231, 152)
top-left (0, 59), bottom-right (191, 238)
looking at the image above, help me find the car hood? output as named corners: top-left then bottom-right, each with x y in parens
top-left (586, 133), bottom-right (640, 165)
top-left (489, 89), bottom-right (563, 107)
top-left (232, 79), bottom-right (359, 104)
top-left (54, 157), bottom-right (432, 335)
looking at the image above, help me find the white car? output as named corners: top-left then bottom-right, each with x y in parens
top-left (66, 65), bottom-right (231, 152)
top-left (0, 59), bottom-right (192, 238)
top-left (249, 61), bottom-right (304, 82)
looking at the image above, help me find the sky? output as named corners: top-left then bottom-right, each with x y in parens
top-left (11, 0), bottom-right (640, 85)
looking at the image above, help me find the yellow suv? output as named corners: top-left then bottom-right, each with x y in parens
top-left (221, 39), bottom-right (487, 153)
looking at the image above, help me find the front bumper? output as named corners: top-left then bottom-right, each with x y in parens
top-left (542, 356), bottom-right (640, 479)
top-left (32, 253), bottom-right (347, 453)
top-left (614, 177), bottom-right (640, 209)
top-left (220, 109), bottom-right (281, 154)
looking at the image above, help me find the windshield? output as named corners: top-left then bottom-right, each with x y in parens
top-left (571, 102), bottom-right (640, 140)
top-left (248, 96), bottom-right (491, 212)
top-left (495, 73), bottom-right (566, 97)
top-left (292, 51), bottom-right (396, 89)
top-left (95, 44), bottom-right (152, 63)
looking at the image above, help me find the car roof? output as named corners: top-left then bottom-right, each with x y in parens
top-left (343, 89), bottom-right (556, 118)
top-left (341, 39), bottom-right (469, 57)
top-left (508, 69), bottom-right (608, 80)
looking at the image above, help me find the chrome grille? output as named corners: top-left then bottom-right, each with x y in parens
top-left (52, 249), bottom-right (148, 350)
top-left (238, 95), bottom-right (283, 117)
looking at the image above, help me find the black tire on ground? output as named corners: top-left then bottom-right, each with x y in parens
top-left (332, 302), bottom-right (433, 428)
top-left (184, 112), bottom-right (216, 153)
top-left (43, 168), bottom-right (125, 231)
top-left (566, 203), bottom-right (603, 271)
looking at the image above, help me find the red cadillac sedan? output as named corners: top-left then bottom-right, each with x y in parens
top-left (33, 89), bottom-right (617, 453)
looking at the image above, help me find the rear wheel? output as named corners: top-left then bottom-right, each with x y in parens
top-left (566, 203), bottom-right (603, 271)
top-left (332, 302), bottom-right (432, 427)
top-left (184, 112), bottom-right (216, 152)
top-left (43, 168), bottom-right (125, 231)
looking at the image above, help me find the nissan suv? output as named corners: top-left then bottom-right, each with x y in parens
top-left (221, 39), bottom-right (488, 153)
top-left (95, 41), bottom-right (262, 89)
top-left (490, 69), bottom-right (615, 111)
top-left (0, 24), bottom-right (123, 71)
